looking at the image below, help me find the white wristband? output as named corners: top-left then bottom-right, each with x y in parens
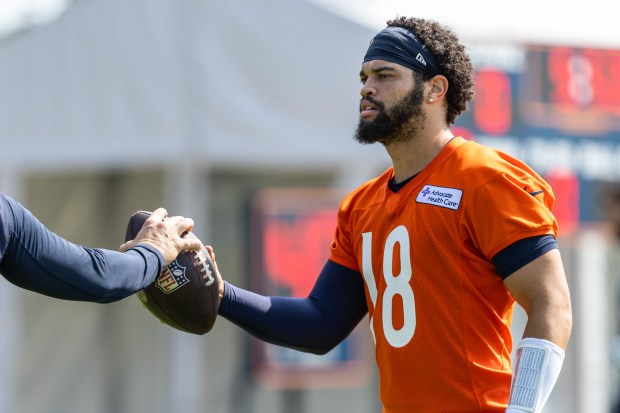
top-left (506, 337), bottom-right (565, 413)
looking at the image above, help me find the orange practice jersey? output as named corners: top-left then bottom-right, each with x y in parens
top-left (329, 137), bottom-right (558, 413)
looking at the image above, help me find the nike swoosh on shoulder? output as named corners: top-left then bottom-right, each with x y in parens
top-left (528, 190), bottom-right (544, 196)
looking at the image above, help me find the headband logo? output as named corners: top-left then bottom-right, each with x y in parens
top-left (416, 53), bottom-right (427, 66)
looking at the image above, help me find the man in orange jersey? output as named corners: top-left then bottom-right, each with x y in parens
top-left (214, 16), bottom-right (572, 413)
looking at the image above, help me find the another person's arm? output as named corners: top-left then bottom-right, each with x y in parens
top-left (0, 193), bottom-right (200, 303)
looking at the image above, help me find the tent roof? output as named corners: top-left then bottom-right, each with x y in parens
top-left (0, 0), bottom-right (383, 171)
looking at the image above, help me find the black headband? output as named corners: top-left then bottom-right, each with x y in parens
top-left (363, 26), bottom-right (440, 77)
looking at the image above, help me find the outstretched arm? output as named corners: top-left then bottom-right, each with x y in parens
top-left (0, 193), bottom-right (200, 303)
top-left (218, 260), bottom-right (368, 354)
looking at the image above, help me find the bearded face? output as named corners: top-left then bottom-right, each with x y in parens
top-left (355, 79), bottom-right (426, 145)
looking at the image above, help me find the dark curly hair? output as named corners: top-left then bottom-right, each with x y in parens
top-left (387, 17), bottom-right (475, 125)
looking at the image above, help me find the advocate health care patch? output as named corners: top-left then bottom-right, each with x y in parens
top-left (416, 184), bottom-right (463, 210)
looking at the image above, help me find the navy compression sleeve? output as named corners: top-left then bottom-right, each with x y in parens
top-left (492, 235), bottom-right (558, 279)
top-left (0, 193), bottom-right (164, 303)
top-left (218, 260), bottom-right (368, 355)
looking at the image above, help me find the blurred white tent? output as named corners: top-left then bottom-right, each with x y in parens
top-left (0, 0), bottom-right (383, 174)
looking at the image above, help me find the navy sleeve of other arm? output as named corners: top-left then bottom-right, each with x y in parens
top-left (492, 234), bottom-right (558, 279)
top-left (218, 260), bottom-right (368, 355)
top-left (0, 193), bottom-right (164, 303)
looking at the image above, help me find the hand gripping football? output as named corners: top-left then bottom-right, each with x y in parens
top-left (125, 210), bottom-right (220, 335)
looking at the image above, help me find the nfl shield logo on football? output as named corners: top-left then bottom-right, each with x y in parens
top-left (156, 260), bottom-right (190, 294)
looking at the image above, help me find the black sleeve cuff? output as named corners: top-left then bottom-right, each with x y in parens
top-left (492, 235), bottom-right (558, 279)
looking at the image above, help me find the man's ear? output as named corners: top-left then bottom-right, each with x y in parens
top-left (426, 75), bottom-right (449, 102)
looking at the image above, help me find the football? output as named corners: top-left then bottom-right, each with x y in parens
top-left (125, 210), bottom-right (221, 335)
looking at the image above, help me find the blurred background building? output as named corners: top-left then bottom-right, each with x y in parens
top-left (0, 0), bottom-right (619, 412)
